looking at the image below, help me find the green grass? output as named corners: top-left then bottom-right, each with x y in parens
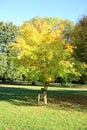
top-left (0, 84), bottom-right (87, 130)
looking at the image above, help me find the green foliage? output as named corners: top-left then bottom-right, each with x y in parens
top-left (0, 22), bottom-right (19, 43)
top-left (0, 53), bottom-right (23, 81)
top-left (0, 53), bottom-right (7, 78)
top-left (71, 16), bottom-right (87, 83)
top-left (0, 21), bottom-right (20, 81)
top-left (72, 16), bottom-right (87, 63)
top-left (0, 21), bottom-right (19, 53)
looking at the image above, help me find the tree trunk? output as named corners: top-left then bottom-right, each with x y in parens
top-left (41, 87), bottom-right (47, 105)
top-left (38, 94), bottom-right (40, 105)
top-left (43, 93), bottom-right (47, 105)
top-left (38, 87), bottom-right (48, 105)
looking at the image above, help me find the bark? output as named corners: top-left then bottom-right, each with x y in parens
top-left (38, 86), bottom-right (48, 105)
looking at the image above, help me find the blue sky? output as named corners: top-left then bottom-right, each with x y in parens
top-left (0, 0), bottom-right (87, 25)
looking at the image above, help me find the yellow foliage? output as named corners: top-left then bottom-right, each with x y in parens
top-left (10, 18), bottom-right (70, 83)
top-left (65, 43), bottom-right (76, 53)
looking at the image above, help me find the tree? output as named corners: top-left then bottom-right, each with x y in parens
top-left (0, 21), bottom-right (20, 81)
top-left (0, 21), bottom-right (19, 52)
top-left (10, 17), bottom-right (77, 86)
top-left (72, 16), bottom-right (87, 63)
top-left (71, 16), bottom-right (87, 83)
top-left (10, 17), bottom-right (86, 104)
top-left (10, 18), bottom-right (62, 83)
top-left (0, 52), bottom-right (7, 82)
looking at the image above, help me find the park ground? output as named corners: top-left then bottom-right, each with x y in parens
top-left (0, 84), bottom-right (87, 130)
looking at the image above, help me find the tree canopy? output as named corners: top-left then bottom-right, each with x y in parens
top-left (9, 17), bottom-right (85, 87)
top-left (71, 16), bottom-right (87, 83)
top-left (72, 16), bottom-right (87, 63)
top-left (0, 22), bottom-right (20, 81)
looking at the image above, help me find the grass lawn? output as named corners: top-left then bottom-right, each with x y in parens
top-left (0, 84), bottom-right (87, 130)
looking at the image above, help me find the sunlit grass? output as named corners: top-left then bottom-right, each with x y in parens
top-left (0, 84), bottom-right (87, 130)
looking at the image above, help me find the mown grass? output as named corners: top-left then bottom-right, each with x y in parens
top-left (0, 84), bottom-right (87, 130)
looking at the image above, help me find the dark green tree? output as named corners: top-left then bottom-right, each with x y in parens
top-left (71, 16), bottom-right (87, 83)
top-left (72, 16), bottom-right (87, 63)
top-left (0, 21), bottom-right (19, 53)
top-left (0, 21), bottom-right (20, 82)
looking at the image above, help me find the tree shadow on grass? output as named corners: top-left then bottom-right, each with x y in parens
top-left (0, 86), bottom-right (87, 111)
top-left (0, 86), bottom-right (41, 106)
top-left (48, 89), bottom-right (87, 111)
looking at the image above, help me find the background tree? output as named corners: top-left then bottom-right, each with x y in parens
top-left (0, 22), bottom-right (19, 52)
top-left (0, 21), bottom-right (20, 82)
top-left (71, 16), bottom-right (87, 83)
top-left (72, 16), bottom-right (87, 63)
